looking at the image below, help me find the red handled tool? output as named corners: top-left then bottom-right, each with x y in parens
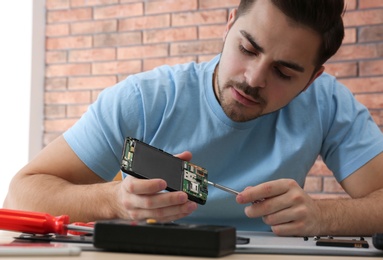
top-left (0, 208), bottom-right (94, 235)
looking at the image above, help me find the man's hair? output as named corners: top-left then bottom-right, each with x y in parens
top-left (236, 0), bottom-right (345, 68)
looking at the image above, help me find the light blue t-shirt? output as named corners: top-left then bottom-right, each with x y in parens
top-left (64, 55), bottom-right (383, 231)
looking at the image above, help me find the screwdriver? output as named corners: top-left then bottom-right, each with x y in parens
top-left (207, 181), bottom-right (265, 203)
top-left (0, 208), bottom-right (94, 235)
top-left (207, 181), bottom-right (239, 195)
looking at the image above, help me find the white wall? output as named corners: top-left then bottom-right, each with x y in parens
top-left (0, 0), bottom-right (45, 205)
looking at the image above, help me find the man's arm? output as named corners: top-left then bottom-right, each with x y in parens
top-left (236, 152), bottom-right (383, 236)
top-left (3, 135), bottom-right (118, 222)
top-left (3, 135), bottom-right (197, 223)
top-left (317, 152), bottom-right (383, 236)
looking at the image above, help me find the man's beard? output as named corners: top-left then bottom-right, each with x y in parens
top-left (215, 69), bottom-right (267, 122)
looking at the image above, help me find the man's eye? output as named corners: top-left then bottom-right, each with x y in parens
top-left (274, 67), bottom-right (291, 80)
top-left (239, 45), bottom-right (254, 56)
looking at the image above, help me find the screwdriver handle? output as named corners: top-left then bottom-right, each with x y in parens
top-left (0, 208), bottom-right (69, 235)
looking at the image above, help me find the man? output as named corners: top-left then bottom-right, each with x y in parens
top-left (5, 0), bottom-right (383, 236)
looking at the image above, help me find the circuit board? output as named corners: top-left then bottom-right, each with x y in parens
top-left (121, 137), bottom-right (208, 205)
top-left (182, 161), bottom-right (208, 203)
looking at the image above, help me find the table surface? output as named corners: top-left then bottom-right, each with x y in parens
top-left (0, 231), bottom-right (380, 260)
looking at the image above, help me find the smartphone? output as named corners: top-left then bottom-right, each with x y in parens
top-left (120, 137), bottom-right (208, 205)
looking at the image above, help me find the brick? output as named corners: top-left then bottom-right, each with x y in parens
top-left (344, 0), bottom-right (357, 10)
top-left (340, 76), bottom-right (383, 93)
top-left (199, 25), bottom-right (226, 40)
top-left (44, 105), bottom-right (66, 118)
top-left (143, 56), bottom-right (197, 71)
top-left (324, 62), bottom-right (357, 78)
top-left (199, 0), bottom-right (240, 9)
top-left (68, 76), bottom-right (117, 90)
top-left (94, 32), bottom-right (142, 47)
top-left (359, 25), bottom-right (383, 43)
top-left (46, 36), bottom-right (92, 50)
top-left (145, 0), bottom-right (198, 15)
top-left (46, 63), bottom-right (91, 77)
top-left (343, 9), bottom-right (383, 27)
top-left (359, 0), bottom-right (383, 9)
top-left (118, 44), bottom-right (169, 59)
top-left (67, 104), bottom-right (89, 117)
top-left (331, 43), bottom-right (381, 61)
top-left (69, 48), bottom-right (116, 62)
top-left (45, 78), bottom-right (68, 90)
top-left (71, 0), bottom-right (118, 7)
top-left (172, 10), bottom-right (228, 27)
top-left (143, 27), bottom-right (197, 44)
top-left (171, 40), bottom-right (223, 55)
top-left (360, 60), bottom-right (383, 76)
top-left (92, 60), bottom-right (142, 75)
top-left (303, 176), bottom-right (323, 193)
top-left (198, 55), bottom-right (217, 62)
top-left (119, 15), bottom-right (170, 31)
top-left (356, 93), bottom-right (383, 109)
top-left (46, 51), bottom-right (68, 64)
top-left (45, 91), bottom-right (91, 104)
top-left (47, 8), bottom-right (92, 23)
top-left (370, 110), bottom-right (383, 126)
top-left (91, 90), bottom-right (104, 102)
top-left (118, 74), bottom-right (130, 82)
top-left (46, 24), bottom-right (70, 37)
top-left (44, 118), bottom-right (80, 132)
top-left (307, 158), bottom-right (334, 177)
top-left (70, 20), bottom-right (117, 35)
top-left (323, 177), bottom-right (346, 193)
top-left (46, 0), bottom-right (69, 10)
top-left (94, 3), bottom-right (143, 19)
top-left (343, 28), bottom-right (356, 44)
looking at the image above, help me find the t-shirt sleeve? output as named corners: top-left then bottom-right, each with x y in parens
top-left (320, 77), bottom-right (383, 182)
top-left (63, 77), bottom-right (145, 181)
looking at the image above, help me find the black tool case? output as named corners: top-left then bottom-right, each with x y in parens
top-left (93, 219), bottom-right (236, 257)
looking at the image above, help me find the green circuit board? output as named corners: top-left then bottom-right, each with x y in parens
top-left (182, 161), bottom-right (208, 203)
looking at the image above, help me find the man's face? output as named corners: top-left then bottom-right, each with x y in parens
top-left (214, 0), bottom-right (324, 122)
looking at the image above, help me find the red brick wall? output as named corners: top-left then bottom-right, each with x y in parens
top-left (44, 0), bottom-right (383, 198)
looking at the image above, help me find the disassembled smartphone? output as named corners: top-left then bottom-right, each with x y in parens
top-left (120, 137), bottom-right (208, 205)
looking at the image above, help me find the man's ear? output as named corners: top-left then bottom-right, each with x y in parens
top-left (223, 9), bottom-right (237, 41)
top-left (303, 66), bottom-right (325, 91)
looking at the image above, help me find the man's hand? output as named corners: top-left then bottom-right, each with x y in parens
top-left (116, 176), bottom-right (198, 222)
top-left (236, 179), bottom-right (322, 236)
top-left (116, 151), bottom-right (198, 222)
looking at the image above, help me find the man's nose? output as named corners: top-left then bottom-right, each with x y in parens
top-left (244, 62), bottom-right (267, 88)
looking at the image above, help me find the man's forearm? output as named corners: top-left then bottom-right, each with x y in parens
top-left (317, 188), bottom-right (383, 236)
top-left (4, 173), bottom-right (120, 223)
